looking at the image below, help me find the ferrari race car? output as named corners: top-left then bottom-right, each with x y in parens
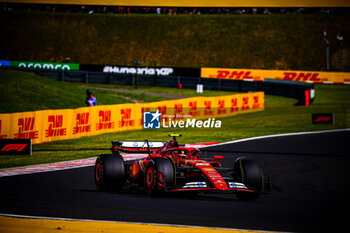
top-left (94, 134), bottom-right (271, 200)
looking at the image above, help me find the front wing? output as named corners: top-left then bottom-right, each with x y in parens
top-left (167, 181), bottom-right (256, 193)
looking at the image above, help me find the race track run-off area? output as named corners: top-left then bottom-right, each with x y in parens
top-left (0, 129), bottom-right (349, 233)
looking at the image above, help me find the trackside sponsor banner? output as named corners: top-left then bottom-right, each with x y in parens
top-left (201, 68), bottom-right (264, 82)
top-left (0, 60), bottom-right (10, 67)
top-left (0, 92), bottom-right (264, 144)
top-left (201, 67), bottom-right (350, 84)
top-left (79, 64), bottom-right (200, 77)
top-left (104, 66), bottom-right (173, 76)
top-left (0, 139), bottom-right (32, 155)
top-left (312, 113), bottom-right (335, 124)
top-left (10, 61), bottom-right (79, 71)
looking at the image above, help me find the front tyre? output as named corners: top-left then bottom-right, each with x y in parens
top-left (95, 154), bottom-right (126, 191)
top-left (234, 158), bottom-right (264, 201)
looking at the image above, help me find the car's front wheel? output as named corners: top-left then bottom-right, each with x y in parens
top-left (233, 157), bottom-right (264, 201)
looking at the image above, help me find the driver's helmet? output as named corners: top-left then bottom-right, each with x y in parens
top-left (179, 150), bottom-right (188, 159)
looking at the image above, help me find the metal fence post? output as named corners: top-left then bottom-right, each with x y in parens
top-left (323, 31), bottom-right (330, 71)
top-left (337, 33), bottom-right (344, 71)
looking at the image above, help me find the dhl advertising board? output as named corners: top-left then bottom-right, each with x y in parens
top-left (201, 68), bottom-right (350, 84)
top-left (0, 92), bottom-right (264, 144)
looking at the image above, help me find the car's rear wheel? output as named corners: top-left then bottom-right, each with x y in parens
top-left (145, 163), bottom-right (156, 194)
top-left (144, 158), bottom-right (175, 194)
top-left (234, 157), bottom-right (264, 201)
top-left (95, 153), bottom-right (126, 191)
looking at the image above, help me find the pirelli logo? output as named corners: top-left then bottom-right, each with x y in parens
top-left (0, 139), bottom-right (32, 155)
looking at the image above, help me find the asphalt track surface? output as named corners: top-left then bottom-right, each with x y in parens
top-left (1, 130), bottom-right (349, 233)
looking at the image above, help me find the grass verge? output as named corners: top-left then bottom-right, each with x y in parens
top-left (0, 70), bottom-right (171, 113)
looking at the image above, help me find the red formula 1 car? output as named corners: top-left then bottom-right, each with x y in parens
top-left (94, 134), bottom-right (271, 201)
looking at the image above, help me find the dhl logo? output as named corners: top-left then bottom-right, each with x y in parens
top-left (73, 112), bottom-right (91, 134)
top-left (119, 108), bottom-right (135, 127)
top-left (15, 117), bottom-right (39, 139)
top-left (231, 98), bottom-right (238, 112)
top-left (217, 100), bottom-right (226, 115)
top-left (96, 110), bottom-right (114, 130)
top-left (174, 104), bottom-right (184, 119)
top-left (277, 72), bottom-right (323, 82)
top-left (214, 70), bottom-right (261, 81)
top-left (253, 95), bottom-right (261, 109)
top-left (189, 101), bottom-right (200, 117)
top-left (242, 97), bottom-right (250, 110)
top-left (46, 115), bottom-right (67, 137)
top-left (204, 101), bottom-right (214, 116)
top-left (19, 117), bottom-right (34, 131)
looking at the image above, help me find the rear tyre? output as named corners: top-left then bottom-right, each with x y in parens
top-left (144, 158), bottom-right (175, 195)
top-left (144, 162), bottom-right (156, 194)
top-left (95, 154), bottom-right (126, 191)
top-left (234, 158), bottom-right (264, 201)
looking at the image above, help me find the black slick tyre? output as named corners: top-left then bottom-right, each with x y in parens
top-left (94, 153), bottom-right (126, 191)
top-left (234, 158), bottom-right (264, 201)
top-left (144, 158), bottom-right (175, 195)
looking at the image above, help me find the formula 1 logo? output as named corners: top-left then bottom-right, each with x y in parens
top-left (0, 139), bottom-right (32, 155)
top-left (143, 110), bottom-right (161, 129)
top-left (1, 144), bottom-right (27, 152)
top-left (312, 113), bottom-right (334, 124)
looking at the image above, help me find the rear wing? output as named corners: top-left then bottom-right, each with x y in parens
top-left (111, 140), bottom-right (166, 153)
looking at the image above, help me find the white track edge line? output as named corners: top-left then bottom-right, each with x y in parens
top-left (0, 156), bottom-right (146, 177)
top-left (202, 128), bottom-right (350, 148)
top-left (0, 157), bottom-right (96, 172)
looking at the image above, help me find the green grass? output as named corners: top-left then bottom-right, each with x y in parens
top-left (0, 70), bottom-right (172, 113)
top-left (0, 70), bottom-right (349, 168)
top-left (1, 12), bottom-right (350, 71)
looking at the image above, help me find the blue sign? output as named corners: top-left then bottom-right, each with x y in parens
top-left (143, 110), bottom-right (161, 129)
top-left (0, 60), bottom-right (10, 67)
